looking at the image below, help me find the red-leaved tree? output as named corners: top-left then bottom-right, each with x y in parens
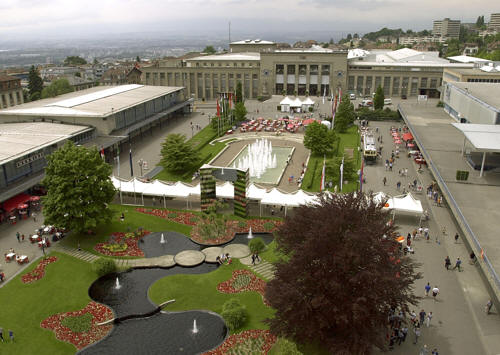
top-left (265, 193), bottom-right (421, 354)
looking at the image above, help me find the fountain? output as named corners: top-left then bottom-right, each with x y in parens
top-left (247, 227), bottom-right (253, 239)
top-left (160, 233), bottom-right (166, 244)
top-left (192, 319), bottom-right (198, 334)
top-left (232, 138), bottom-right (278, 178)
top-left (115, 277), bottom-right (121, 290)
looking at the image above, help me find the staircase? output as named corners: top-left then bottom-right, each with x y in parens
top-left (248, 260), bottom-right (275, 280)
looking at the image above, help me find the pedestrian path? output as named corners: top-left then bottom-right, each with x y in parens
top-left (53, 245), bottom-right (100, 263)
top-left (248, 260), bottom-right (275, 280)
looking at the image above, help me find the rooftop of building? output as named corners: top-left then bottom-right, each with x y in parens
top-left (448, 82), bottom-right (500, 110)
top-left (447, 55), bottom-right (490, 63)
top-left (230, 39), bottom-right (275, 45)
top-left (187, 52), bottom-right (261, 61)
top-left (348, 48), bottom-right (473, 67)
top-left (0, 85), bottom-right (183, 118)
top-left (445, 66), bottom-right (500, 75)
top-left (274, 44), bottom-right (346, 53)
top-left (0, 122), bottom-right (92, 165)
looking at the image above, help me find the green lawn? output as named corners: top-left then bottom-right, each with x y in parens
top-left (0, 252), bottom-right (96, 355)
top-left (149, 259), bottom-right (274, 334)
top-left (59, 204), bottom-right (192, 257)
top-left (334, 126), bottom-right (361, 193)
top-left (154, 126), bottom-right (234, 182)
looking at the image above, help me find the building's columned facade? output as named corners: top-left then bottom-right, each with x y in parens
top-left (0, 74), bottom-right (24, 109)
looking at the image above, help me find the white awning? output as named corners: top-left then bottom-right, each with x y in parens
top-left (390, 193), bottom-right (423, 214)
top-left (280, 96), bottom-right (294, 105)
top-left (451, 123), bottom-right (500, 152)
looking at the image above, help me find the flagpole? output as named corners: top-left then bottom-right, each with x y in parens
top-left (340, 156), bottom-right (344, 192)
top-left (117, 147), bottom-right (122, 204)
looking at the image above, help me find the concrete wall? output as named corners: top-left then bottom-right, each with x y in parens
top-left (443, 84), bottom-right (498, 124)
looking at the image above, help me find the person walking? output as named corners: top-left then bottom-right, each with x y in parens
top-left (396, 181), bottom-right (401, 190)
top-left (8, 329), bottom-right (13, 342)
top-left (383, 176), bottom-right (387, 186)
top-left (453, 257), bottom-right (462, 271)
top-left (426, 312), bottom-right (433, 327)
top-left (454, 233), bottom-right (459, 243)
top-left (16, 232), bottom-right (20, 243)
top-left (424, 282), bottom-right (431, 297)
top-left (251, 254), bottom-right (256, 265)
top-left (419, 309), bottom-right (426, 325)
top-left (445, 256), bottom-right (451, 270)
top-left (0, 327), bottom-right (3, 342)
top-left (431, 349), bottom-right (439, 355)
top-left (389, 162), bottom-right (393, 171)
top-left (486, 299), bottom-right (493, 315)
top-left (432, 286), bottom-right (439, 301)
top-left (420, 344), bottom-right (429, 355)
top-left (32, 211), bottom-right (37, 222)
top-left (413, 326), bottom-right (421, 344)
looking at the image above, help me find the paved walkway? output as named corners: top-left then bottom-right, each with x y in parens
top-left (240, 256), bottom-right (276, 280)
top-left (366, 120), bottom-right (500, 355)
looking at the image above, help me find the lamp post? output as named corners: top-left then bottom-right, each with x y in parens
top-left (137, 159), bottom-right (144, 177)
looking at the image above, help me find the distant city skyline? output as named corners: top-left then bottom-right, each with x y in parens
top-left (1, 0), bottom-right (499, 41)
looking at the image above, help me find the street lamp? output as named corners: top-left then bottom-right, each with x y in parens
top-left (137, 159), bottom-right (145, 177)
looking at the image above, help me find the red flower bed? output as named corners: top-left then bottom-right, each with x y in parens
top-left (40, 301), bottom-right (113, 350)
top-left (203, 329), bottom-right (277, 355)
top-left (217, 269), bottom-right (269, 306)
top-left (136, 208), bottom-right (199, 226)
top-left (21, 256), bottom-right (58, 284)
top-left (94, 230), bottom-right (150, 257)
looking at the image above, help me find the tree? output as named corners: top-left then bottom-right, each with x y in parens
top-left (42, 141), bottom-right (116, 233)
top-left (303, 122), bottom-right (336, 156)
top-left (160, 133), bottom-right (199, 173)
top-left (41, 78), bottom-right (74, 99)
top-left (235, 81), bottom-right (243, 103)
top-left (93, 58), bottom-right (99, 65)
top-left (265, 193), bottom-right (421, 354)
top-left (136, 55), bottom-right (141, 63)
top-left (193, 201), bottom-right (229, 242)
top-left (334, 94), bottom-right (356, 132)
top-left (373, 85), bottom-right (385, 110)
top-left (203, 45), bottom-right (216, 54)
top-left (325, 157), bottom-right (357, 187)
top-left (234, 102), bottom-right (247, 122)
top-left (346, 34), bottom-right (352, 40)
top-left (221, 298), bottom-right (247, 330)
top-left (28, 65), bottom-right (43, 100)
top-left (63, 56), bottom-right (87, 66)
top-left (353, 33), bottom-right (359, 39)
top-left (476, 16), bottom-right (485, 27)
top-left (329, 38), bottom-right (334, 44)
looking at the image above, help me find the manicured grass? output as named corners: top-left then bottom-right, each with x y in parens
top-left (149, 259), bottom-right (275, 334)
top-left (0, 252), bottom-right (97, 355)
top-left (61, 313), bottom-right (93, 333)
top-left (302, 155), bottom-right (323, 192)
top-left (260, 241), bottom-right (286, 264)
top-left (60, 204), bottom-right (192, 257)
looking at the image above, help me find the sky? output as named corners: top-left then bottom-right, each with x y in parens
top-left (1, 0), bottom-right (498, 40)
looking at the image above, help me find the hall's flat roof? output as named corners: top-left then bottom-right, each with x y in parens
top-left (0, 122), bottom-right (92, 165)
top-left (449, 82), bottom-right (500, 110)
top-left (0, 85), bottom-right (183, 118)
top-left (451, 123), bottom-right (500, 152)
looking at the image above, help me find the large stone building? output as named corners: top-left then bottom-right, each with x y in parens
top-left (142, 40), bottom-right (473, 100)
top-left (433, 18), bottom-right (461, 39)
top-left (489, 13), bottom-right (500, 31)
top-left (0, 74), bottom-right (24, 109)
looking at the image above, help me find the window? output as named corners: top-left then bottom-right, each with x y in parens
top-left (348, 76), bottom-right (355, 90)
top-left (321, 65), bottom-right (330, 75)
top-left (310, 65), bottom-right (318, 75)
top-left (420, 78), bottom-right (428, 88)
top-left (299, 65), bottom-right (307, 75)
top-left (287, 65), bottom-right (295, 74)
top-left (392, 77), bottom-right (400, 95)
top-left (430, 78), bottom-right (437, 88)
top-left (276, 64), bottom-right (284, 74)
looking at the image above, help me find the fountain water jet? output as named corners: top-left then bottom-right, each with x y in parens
top-left (234, 139), bottom-right (278, 178)
top-left (160, 233), bottom-right (166, 244)
top-left (247, 227), bottom-right (253, 239)
top-left (192, 319), bottom-right (198, 334)
top-left (115, 277), bottom-right (121, 290)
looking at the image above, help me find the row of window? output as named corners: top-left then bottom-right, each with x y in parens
top-left (466, 78), bottom-right (500, 83)
top-left (347, 76), bottom-right (441, 96)
top-left (0, 80), bottom-right (20, 90)
top-left (194, 62), bottom-right (260, 68)
top-left (275, 64), bottom-right (330, 75)
top-left (0, 91), bottom-right (22, 108)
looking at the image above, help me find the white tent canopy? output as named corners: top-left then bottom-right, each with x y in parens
top-left (390, 193), bottom-right (423, 214)
top-left (216, 181), bottom-right (234, 199)
top-left (279, 96), bottom-right (294, 105)
top-left (247, 183), bottom-right (268, 200)
top-left (290, 98), bottom-right (303, 107)
top-left (302, 97), bottom-right (315, 105)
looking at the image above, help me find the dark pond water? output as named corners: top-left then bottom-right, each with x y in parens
top-left (79, 310), bottom-right (227, 355)
top-left (140, 231), bottom-right (201, 258)
top-left (88, 264), bottom-right (218, 318)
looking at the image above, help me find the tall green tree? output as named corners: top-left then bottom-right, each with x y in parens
top-left (265, 193), bottom-right (421, 354)
top-left (28, 65), bottom-right (43, 101)
top-left (203, 45), bottom-right (216, 54)
top-left (160, 133), bottom-right (199, 173)
top-left (42, 141), bottom-right (116, 233)
top-left (136, 55), bottom-right (141, 63)
top-left (303, 122), bottom-right (336, 156)
top-left (325, 157), bottom-right (357, 187)
top-left (334, 94), bottom-right (356, 132)
top-left (235, 81), bottom-right (243, 103)
top-left (41, 78), bottom-right (74, 98)
top-left (63, 56), bottom-right (87, 66)
top-left (373, 85), bottom-right (385, 110)
top-left (234, 101), bottom-right (247, 122)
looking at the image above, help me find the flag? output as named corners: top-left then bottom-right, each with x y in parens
top-left (100, 147), bottom-right (105, 160)
top-left (216, 98), bottom-right (220, 117)
top-left (338, 87), bottom-right (342, 103)
top-left (322, 86), bottom-right (326, 104)
top-left (331, 95), bottom-right (338, 129)
top-left (129, 148), bottom-right (134, 177)
top-left (359, 159), bottom-right (364, 192)
top-left (221, 95), bottom-right (224, 114)
top-left (340, 156), bottom-right (344, 191)
top-left (480, 248), bottom-right (484, 259)
top-left (320, 155), bottom-right (326, 191)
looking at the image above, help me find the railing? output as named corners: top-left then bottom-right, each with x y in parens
top-left (398, 104), bottom-right (500, 294)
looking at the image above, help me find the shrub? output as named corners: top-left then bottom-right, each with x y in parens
top-left (221, 298), bottom-right (247, 330)
top-left (103, 243), bottom-right (128, 252)
top-left (238, 221), bottom-right (247, 228)
top-left (273, 338), bottom-right (302, 355)
top-left (168, 212), bottom-right (178, 219)
top-left (189, 216), bottom-right (199, 224)
top-left (263, 222), bottom-right (275, 231)
top-left (437, 101), bottom-right (444, 107)
top-left (61, 313), bottom-right (93, 333)
top-left (249, 237), bottom-right (266, 254)
top-left (92, 257), bottom-right (117, 277)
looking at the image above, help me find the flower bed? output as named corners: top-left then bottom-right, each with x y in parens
top-left (203, 329), bottom-right (277, 355)
top-left (135, 208), bottom-right (199, 226)
top-left (40, 301), bottom-right (113, 350)
top-left (94, 230), bottom-right (150, 257)
top-left (218, 269), bottom-right (267, 303)
top-left (21, 256), bottom-right (58, 284)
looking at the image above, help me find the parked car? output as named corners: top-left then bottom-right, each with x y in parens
top-left (349, 93), bottom-right (356, 100)
top-left (401, 94), bottom-right (407, 100)
top-left (384, 98), bottom-right (392, 105)
top-left (360, 99), bottom-right (373, 107)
